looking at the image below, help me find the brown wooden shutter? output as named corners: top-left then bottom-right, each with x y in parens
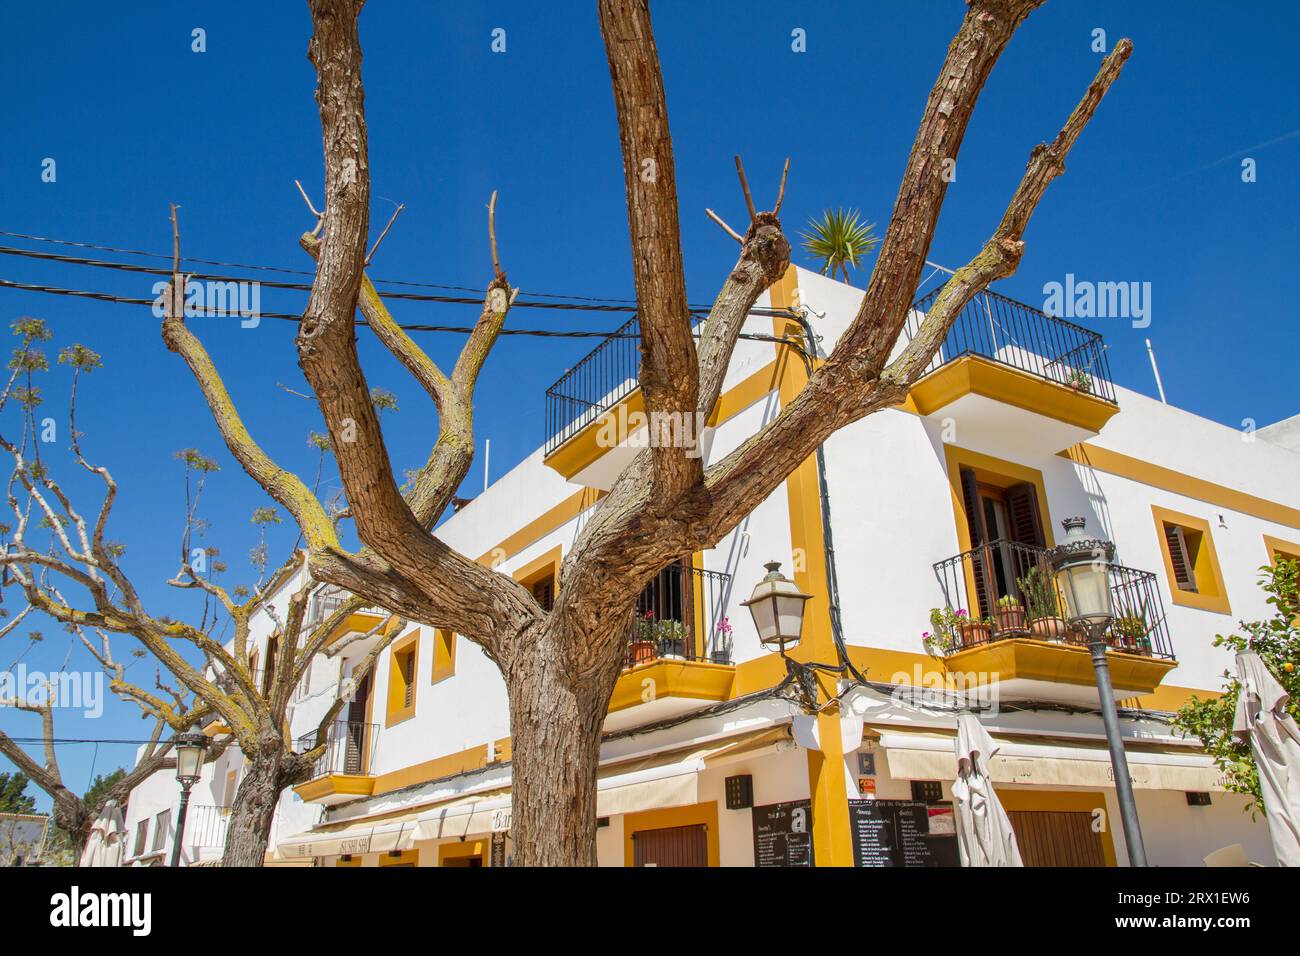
top-left (1005, 482), bottom-right (1046, 548)
top-left (960, 469), bottom-right (992, 618)
top-left (1164, 524), bottom-right (1197, 592)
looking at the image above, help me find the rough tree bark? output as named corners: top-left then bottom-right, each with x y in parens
top-left (133, 0), bottom-right (1131, 865)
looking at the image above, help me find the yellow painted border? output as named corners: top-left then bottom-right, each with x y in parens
top-left (911, 355), bottom-right (1119, 433)
top-left (1263, 534), bottom-right (1300, 567)
top-left (1064, 443), bottom-right (1300, 530)
top-left (438, 840), bottom-right (488, 866)
top-left (385, 629), bottom-right (420, 727)
top-left (944, 444), bottom-right (1057, 557)
top-left (996, 788), bottom-right (1117, 867)
top-left (1150, 505), bottom-right (1231, 615)
top-left (608, 659), bottom-right (735, 713)
top-left (429, 629), bottom-right (456, 686)
top-left (622, 801), bottom-right (719, 867)
top-left (378, 849), bottom-right (419, 867)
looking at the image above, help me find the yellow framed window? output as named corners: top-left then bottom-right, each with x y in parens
top-left (430, 629), bottom-right (456, 684)
top-left (1151, 506), bottom-right (1230, 614)
top-left (385, 631), bottom-right (419, 726)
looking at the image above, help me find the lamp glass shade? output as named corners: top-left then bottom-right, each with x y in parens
top-left (1047, 516), bottom-right (1115, 626)
top-left (742, 562), bottom-right (811, 651)
top-left (174, 730), bottom-right (209, 783)
top-left (1059, 560), bottom-right (1112, 622)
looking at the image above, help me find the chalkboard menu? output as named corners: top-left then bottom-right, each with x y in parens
top-left (848, 799), bottom-right (958, 867)
top-left (490, 831), bottom-right (507, 868)
top-left (751, 800), bottom-right (815, 867)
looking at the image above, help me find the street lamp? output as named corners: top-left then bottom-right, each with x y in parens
top-left (170, 724), bottom-right (211, 868)
top-left (1046, 516), bottom-right (1147, 867)
top-left (742, 561), bottom-right (812, 655)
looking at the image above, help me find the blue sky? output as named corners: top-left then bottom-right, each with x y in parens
top-left (0, 1), bottom-right (1296, 809)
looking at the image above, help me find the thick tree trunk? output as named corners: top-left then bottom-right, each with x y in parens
top-left (221, 751), bottom-right (292, 868)
top-left (507, 619), bottom-right (624, 866)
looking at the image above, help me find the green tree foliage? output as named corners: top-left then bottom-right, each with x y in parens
top-left (1172, 559), bottom-right (1299, 815)
top-left (0, 771), bottom-right (37, 814)
top-left (799, 208), bottom-right (878, 283)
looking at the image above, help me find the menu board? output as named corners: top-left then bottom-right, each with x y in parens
top-left (490, 831), bottom-right (507, 868)
top-left (751, 800), bottom-right (815, 868)
top-left (848, 799), bottom-right (958, 867)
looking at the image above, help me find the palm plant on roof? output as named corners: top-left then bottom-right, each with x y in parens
top-left (800, 208), bottom-right (878, 283)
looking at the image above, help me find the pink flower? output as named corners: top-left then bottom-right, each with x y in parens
top-left (956, 608), bottom-right (968, 618)
top-left (922, 631), bottom-right (931, 639)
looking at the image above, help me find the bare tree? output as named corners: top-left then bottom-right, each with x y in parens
top-left (20, 0), bottom-right (1132, 866)
top-left (0, 316), bottom-right (404, 866)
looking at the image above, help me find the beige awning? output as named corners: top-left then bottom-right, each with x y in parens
top-left (875, 726), bottom-right (1228, 792)
top-left (275, 809), bottom-right (421, 860)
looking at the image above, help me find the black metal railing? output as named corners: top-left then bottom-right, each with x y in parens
top-left (625, 563), bottom-right (735, 668)
top-left (931, 540), bottom-right (1173, 659)
top-left (906, 288), bottom-right (1117, 404)
top-left (185, 805), bottom-right (233, 848)
top-left (295, 720), bottom-right (380, 779)
top-left (545, 316), bottom-right (641, 455)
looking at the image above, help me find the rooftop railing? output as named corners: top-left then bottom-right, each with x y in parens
top-left (905, 288), bottom-right (1117, 404)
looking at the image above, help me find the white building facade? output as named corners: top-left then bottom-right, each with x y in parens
top-left (124, 265), bottom-right (1300, 867)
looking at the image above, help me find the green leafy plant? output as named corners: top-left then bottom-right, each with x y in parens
top-left (997, 594), bottom-right (1021, 609)
top-left (1017, 566), bottom-right (1059, 621)
top-left (1066, 368), bottom-right (1093, 393)
top-left (1171, 560), bottom-right (1300, 816)
top-left (800, 208), bottom-right (878, 283)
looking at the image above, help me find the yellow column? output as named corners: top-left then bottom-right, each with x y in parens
top-left (770, 268), bottom-right (855, 867)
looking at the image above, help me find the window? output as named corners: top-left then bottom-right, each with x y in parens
top-left (133, 820), bottom-right (148, 857)
top-left (430, 629), bottom-right (456, 685)
top-left (1152, 506), bottom-right (1230, 614)
top-left (262, 634), bottom-right (279, 695)
top-left (385, 631), bottom-right (419, 726)
top-left (1263, 535), bottom-right (1300, 568)
top-left (951, 450), bottom-right (1050, 618)
top-left (151, 810), bottom-right (171, 853)
top-left (514, 546), bottom-right (562, 615)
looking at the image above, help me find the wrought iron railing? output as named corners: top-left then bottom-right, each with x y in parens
top-left (185, 805), bottom-right (233, 848)
top-left (294, 720), bottom-right (380, 779)
top-left (906, 288), bottom-right (1116, 404)
top-left (931, 539), bottom-right (1173, 659)
top-left (625, 563), bottom-right (735, 668)
top-left (544, 316), bottom-right (641, 455)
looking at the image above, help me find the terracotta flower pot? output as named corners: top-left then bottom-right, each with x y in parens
top-left (995, 606), bottom-right (1027, 634)
top-left (959, 622), bottom-right (991, 648)
top-left (629, 639), bottom-right (656, 665)
top-left (1030, 616), bottom-right (1068, 641)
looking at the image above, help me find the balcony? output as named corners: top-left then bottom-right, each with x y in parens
top-left (291, 720), bottom-right (379, 805)
top-left (606, 562), bottom-right (737, 731)
top-left (930, 540), bottom-right (1176, 700)
top-left (902, 290), bottom-right (1120, 452)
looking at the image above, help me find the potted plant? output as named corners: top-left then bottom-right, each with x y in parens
top-left (629, 611), bottom-right (658, 664)
top-left (1019, 567), bottom-right (1067, 641)
top-left (711, 617), bottom-right (734, 664)
top-left (1066, 368), bottom-right (1093, 394)
top-left (655, 618), bottom-right (687, 658)
top-left (1109, 614), bottom-right (1148, 654)
top-left (995, 594), bottom-right (1027, 635)
top-left (926, 607), bottom-right (988, 652)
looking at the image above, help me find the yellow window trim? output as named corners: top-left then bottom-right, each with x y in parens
top-left (1151, 505), bottom-right (1231, 614)
top-left (438, 840), bottom-right (487, 866)
top-left (1263, 534), bottom-right (1300, 567)
top-left (378, 849), bottom-right (419, 867)
top-left (622, 801), bottom-right (720, 867)
top-left (944, 444), bottom-right (1056, 556)
top-left (385, 629), bottom-right (420, 727)
top-left (996, 788), bottom-right (1117, 867)
top-left (430, 629), bottom-right (457, 685)
top-left (335, 854), bottom-right (362, 867)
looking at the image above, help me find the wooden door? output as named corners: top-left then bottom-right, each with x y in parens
top-left (1008, 810), bottom-right (1107, 866)
top-left (632, 823), bottom-right (708, 867)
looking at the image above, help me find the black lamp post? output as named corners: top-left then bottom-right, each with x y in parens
top-left (1046, 516), bottom-right (1148, 867)
top-left (170, 724), bottom-right (210, 868)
